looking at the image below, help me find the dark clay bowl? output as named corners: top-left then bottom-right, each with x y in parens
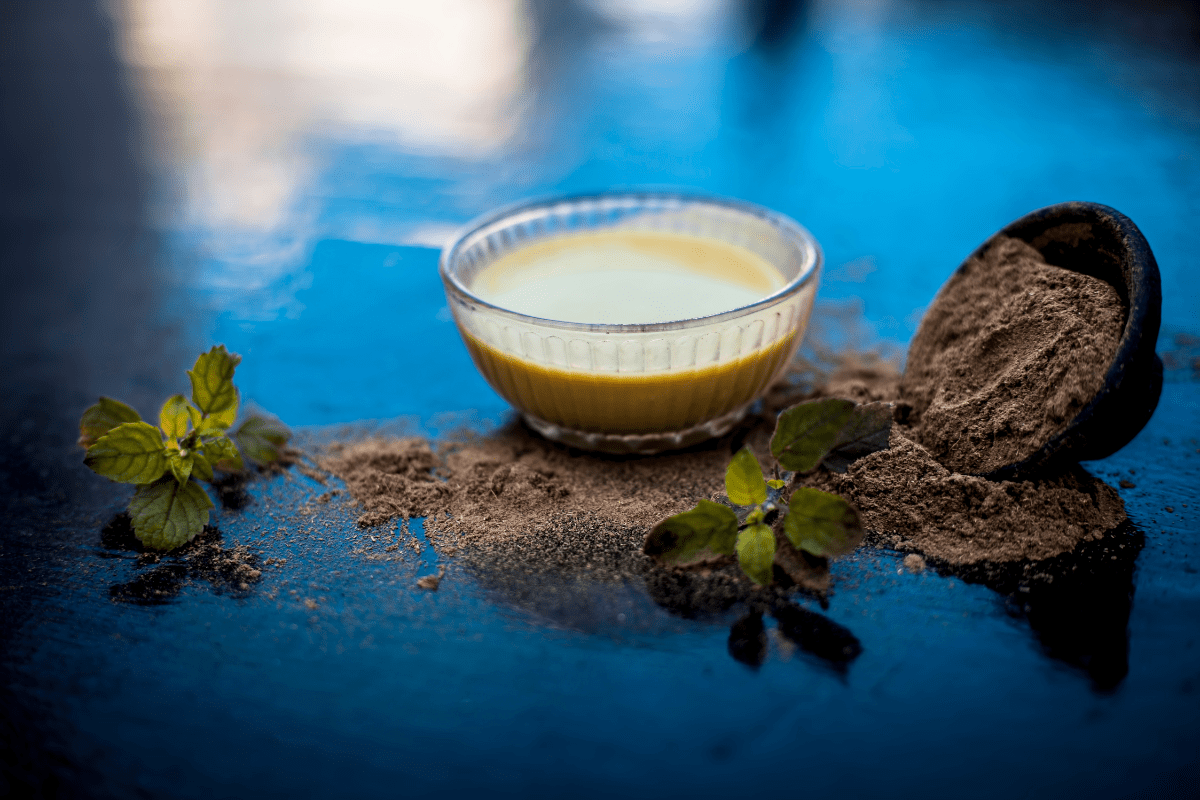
top-left (924, 201), bottom-right (1163, 481)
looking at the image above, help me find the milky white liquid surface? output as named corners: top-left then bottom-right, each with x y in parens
top-left (471, 232), bottom-right (785, 324)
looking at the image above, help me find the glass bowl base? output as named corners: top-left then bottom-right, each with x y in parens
top-left (520, 405), bottom-right (751, 455)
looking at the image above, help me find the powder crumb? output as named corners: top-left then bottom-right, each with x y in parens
top-left (416, 567), bottom-right (445, 591)
top-left (901, 235), bottom-right (1123, 474)
top-left (903, 554), bottom-right (926, 573)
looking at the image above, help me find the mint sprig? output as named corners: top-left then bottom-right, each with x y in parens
top-left (78, 397), bottom-right (140, 448)
top-left (645, 397), bottom-right (888, 586)
top-left (128, 478), bottom-right (214, 551)
top-left (771, 397), bottom-right (893, 474)
top-left (80, 346), bottom-right (291, 551)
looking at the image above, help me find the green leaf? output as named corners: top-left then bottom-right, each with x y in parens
top-left (159, 394), bottom-right (193, 441)
top-left (198, 434), bottom-right (244, 474)
top-left (736, 523), bottom-right (776, 586)
top-left (770, 398), bottom-right (856, 473)
top-left (83, 422), bottom-right (168, 484)
top-left (166, 449), bottom-right (193, 485)
top-left (766, 479), bottom-right (787, 490)
top-left (725, 447), bottom-right (768, 507)
top-left (643, 499), bottom-right (739, 566)
top-left (191, 450), bottom-right (214, 482)
top-left (198, 401), bottom-right (238, 434)
top-left (232, 414), bottom-right (291, 465)
top-left (822, 402), bottom-right (893, 473)
top-left (78, 397), bottom-right (141, 448)
top-left (128, 477), bottom-right (213, 550)
top-left (784, 487), bottom-right (864, 557)
top-left (188, 345), bottom-right (241, 421)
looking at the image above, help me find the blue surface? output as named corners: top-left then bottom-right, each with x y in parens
top-left (3, 2), bottom-right (1200, 798)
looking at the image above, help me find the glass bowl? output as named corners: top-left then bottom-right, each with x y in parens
top-left (439, 192), bottom-right (822, 454)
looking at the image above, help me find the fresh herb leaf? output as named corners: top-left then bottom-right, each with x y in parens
top-left (736, 523), bottom-right (776, 586)
top-left (783, 487), bottom-right (863, 557)
top-left (200, 402), bottom-right (238, 433)
top-left (83, 422), bottom-right (169, 484)
top-left (166, 449), bottom-right (194, 485)
top-left (199, 434), bottom-right (244, 473)
top-left (766, 479), bottom-right (787, 490)
top-left (188, 345), bottom-right (241, 425)
top-left (191, 449), bottom-right (213, 482)
top-left (128, 477), bottom-right (213, 550)
top-left (159, 394), bottom-right (193, 441)
top-left (232, 414), bottom-right (291, 465)
top-left (78, 397), bottom-right (141, 448)
top-left (771, 398), bottom-right (856, 473)
top-left (725, 447), bottom-right (768, 506)
top-left (644, 499), bottom-right (739, 566)
top-left (822, 402), bottom-right (893, 473)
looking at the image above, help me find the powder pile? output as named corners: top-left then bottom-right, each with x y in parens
top-left (319, 418), bottom-right (832, 610)
top-left (799, 429), bottom-right (1125, 565)
top-left (320, 438), bottom-right (448, 526)
top-left (901, 235), bottom-right (1124, 475)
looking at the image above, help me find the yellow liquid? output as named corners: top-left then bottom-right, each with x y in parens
top-left (463, 330), bottom-right (797, 434)
top-left (463, 230), bottom-right (799, 435)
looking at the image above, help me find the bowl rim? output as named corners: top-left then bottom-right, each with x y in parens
top-left (438, 191), bottom-right (823, 335)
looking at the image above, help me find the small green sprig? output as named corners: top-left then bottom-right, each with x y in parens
top-left (644, 398), bottom-right (892, 586)
top-left (79, 345), bottom-right (291, 551)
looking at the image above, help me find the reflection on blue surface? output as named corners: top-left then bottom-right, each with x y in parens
top-left (3, 1), bottom-right (1200, 797)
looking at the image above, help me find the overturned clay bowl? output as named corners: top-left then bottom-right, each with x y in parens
top-left (906, 201), bottom-right (1163, 481)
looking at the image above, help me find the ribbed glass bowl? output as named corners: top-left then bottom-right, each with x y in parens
top-left (439, 192), bottom-right (822, 454)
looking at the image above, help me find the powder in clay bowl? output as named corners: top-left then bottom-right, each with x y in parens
top-left (901, 235), bottom-right (1124, 475)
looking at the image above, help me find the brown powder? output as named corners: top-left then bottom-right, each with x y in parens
top-left (901, 235), bottom-right (1124, 474)
top-left (320, 423), bottom-right (830, 610)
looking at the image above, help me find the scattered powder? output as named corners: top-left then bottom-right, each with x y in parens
top-left (901, 236), bottom-right (1124, 475)
top-left (101, 517), bottom-right (265, 603)
top-left (321, 430), bottom-right (827, 610)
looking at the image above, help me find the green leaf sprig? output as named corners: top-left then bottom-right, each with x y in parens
top-left (80, 345), bottom-right (292, 551)
top-left (644, 398), bottom-right (892, 586)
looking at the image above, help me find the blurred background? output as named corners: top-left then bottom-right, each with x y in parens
top-left (2, 1), bottom-right (1199, 797)
top-left (4, 0), bottom-right (1198, 440)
